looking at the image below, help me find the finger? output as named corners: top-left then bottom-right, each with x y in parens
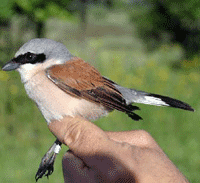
top-left (48, 116), bottom-right (134, 172)
top-left (48, 116), bottom-right (109, 154)
top-left (62, 150), bottom-right (135, 183)
top-left (106, 130), bottom-right (162, 151)
top-left (62, 150), bottom-right (95, 182)
top-left (63, 150), bottom-right (85, 171)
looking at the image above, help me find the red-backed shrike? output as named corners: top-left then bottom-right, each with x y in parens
top-left (2, 38), bottom-right (194, 181)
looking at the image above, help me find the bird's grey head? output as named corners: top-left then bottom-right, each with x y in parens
top-left (2, 38), bottom-right (72, 72)
top-left (2, 38), bottom-right (73, 83)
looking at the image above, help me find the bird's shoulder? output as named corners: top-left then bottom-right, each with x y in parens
top-left (46, 57), bottom-right (104, 91)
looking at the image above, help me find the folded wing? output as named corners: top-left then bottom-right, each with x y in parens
top-left (46, 57), bottom-right (142, 121)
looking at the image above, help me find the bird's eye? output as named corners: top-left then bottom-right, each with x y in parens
top-left (26, 52), bottom-right (34, 61)
top-left (23, 52), bottom-right (45, 64)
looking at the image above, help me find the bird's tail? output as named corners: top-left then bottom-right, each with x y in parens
top-left (114, 85), bottom-right (194, 112)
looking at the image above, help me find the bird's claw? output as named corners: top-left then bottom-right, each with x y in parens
top-left (35, 153), bottom-right (56, 182)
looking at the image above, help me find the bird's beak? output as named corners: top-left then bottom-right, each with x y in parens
top-left (2, 60), bottom-right (20, 71)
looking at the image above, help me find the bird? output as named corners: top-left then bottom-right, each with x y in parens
top-left (2, 38), bottom-right (194, 181)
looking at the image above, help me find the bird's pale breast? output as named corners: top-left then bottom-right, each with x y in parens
top-left (24, 71), bottom-right (109, 124)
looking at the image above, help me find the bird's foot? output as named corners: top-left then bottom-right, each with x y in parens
top-left (35, 152), bottom-right (57, 181)
top-left (35, 139), bottom-right (62, 182)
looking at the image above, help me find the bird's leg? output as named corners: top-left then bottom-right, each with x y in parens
top-left (35, 139), bottom-right (62, 181)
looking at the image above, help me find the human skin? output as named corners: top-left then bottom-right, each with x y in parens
top-left (49, 116), bottom-right (189, 183)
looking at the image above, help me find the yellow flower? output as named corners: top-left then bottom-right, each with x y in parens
top-left (10, 84), bottom-right (19, 95)
top-left (146, 60), bottom-right (156, 68)
top-left (188, 72), bottom-right (200, 83)
top-left (0, 71), bottom-right (9, 81)
top-left (157, 68), bottom-right (169, 81)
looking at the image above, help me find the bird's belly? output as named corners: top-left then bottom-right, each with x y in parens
top-left (24, 73), bottom-right (108, 124)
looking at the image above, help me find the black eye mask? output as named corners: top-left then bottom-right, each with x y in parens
top-left (13, 52), bottom-right (46, 65)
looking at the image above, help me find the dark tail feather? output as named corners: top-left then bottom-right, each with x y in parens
top-left (113, 85), bottom-right (194, 112)
top-left (127, 112), bottom-right (143, 121)
top-left (148, 93), bottom-right (194, 112)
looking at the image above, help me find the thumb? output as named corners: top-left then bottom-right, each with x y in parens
top-left (49, 116), bottom-right (136, 182)
top-left (48, 116), bottom-right (111, 156)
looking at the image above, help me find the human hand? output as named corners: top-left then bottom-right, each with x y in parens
top-left (49, 116), bottom-right (189, 183)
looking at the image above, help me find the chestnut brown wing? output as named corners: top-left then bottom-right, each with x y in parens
top-left (46, 57), bottom-right (141, 120)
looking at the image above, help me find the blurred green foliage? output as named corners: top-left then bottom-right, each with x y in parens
top-left (131, 0), bottom-right (200, 57)
top-left (0, 0), bottom-right (72, 21)
top-left (0, 2), bottom-right (200, 183)
top-left (0, 0), bottom-right (13, 19)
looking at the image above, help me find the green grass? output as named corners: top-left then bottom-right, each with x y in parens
top-left (0, 40), bottom-right (199, 183)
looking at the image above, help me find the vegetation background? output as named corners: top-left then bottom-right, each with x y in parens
top-left (0, 0), bottom-right (199, 182)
